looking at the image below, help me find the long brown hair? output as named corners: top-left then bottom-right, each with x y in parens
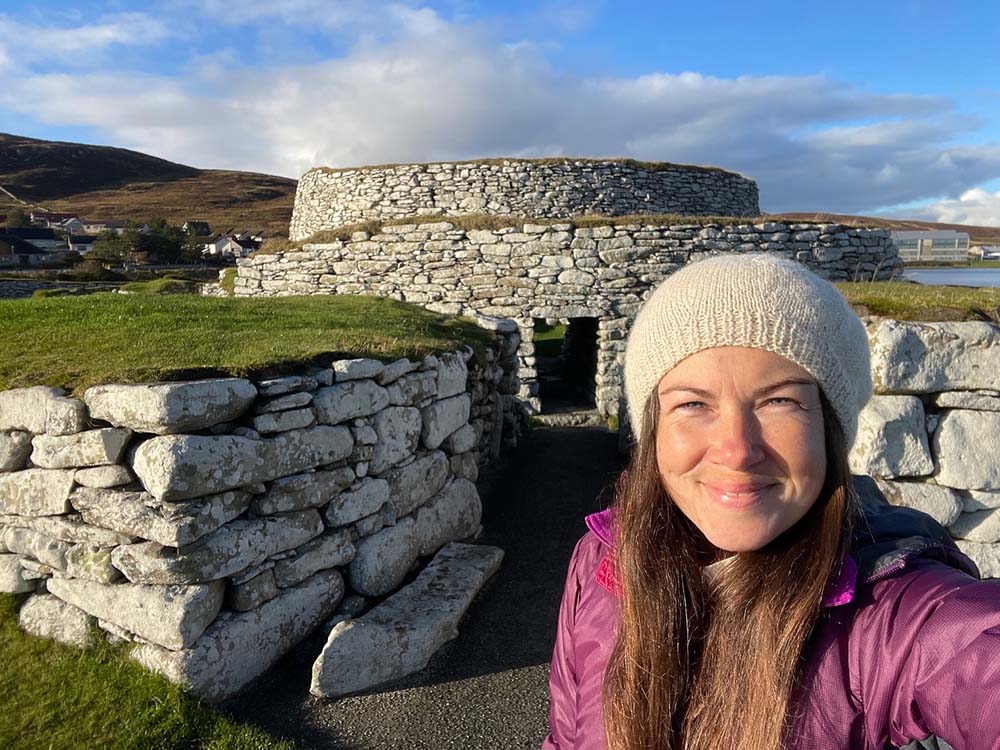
top-left (603, 388), bottom-right (858, 750)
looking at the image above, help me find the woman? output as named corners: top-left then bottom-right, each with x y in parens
top-left (544, 253), bottom-right (1000, 750)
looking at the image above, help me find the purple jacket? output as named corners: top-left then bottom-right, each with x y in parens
top-left (544, 476), bottom-right (1000, 750)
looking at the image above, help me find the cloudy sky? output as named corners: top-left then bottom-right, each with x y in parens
top-left (2, 1), bottom-right (1000, 222)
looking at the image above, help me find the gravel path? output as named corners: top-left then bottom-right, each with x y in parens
top-left (221, 426), bottom-right (626, 750)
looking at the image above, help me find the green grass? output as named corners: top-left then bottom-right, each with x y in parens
top-left (0, 293), bottom-right (492, 393)
top-left (0, 594), bottom-right (293, 750)
top-left (836, 281), bottom-right (1000, 322)
top-left (120, 277), bottom-right (201, 295)
top-left (219, 268), bottom-right (237, 295)
top-left (532, 320), bottom-right (566, 358)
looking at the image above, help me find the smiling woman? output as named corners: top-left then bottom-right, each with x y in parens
top-left (544, 253), bottom-right (1000, 750)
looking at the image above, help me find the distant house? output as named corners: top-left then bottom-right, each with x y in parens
top-left (2, 227), bottom-right (66, 252)
top-left (974, 245), bottom-right (1000, 260)
top-left (67, 234), bottom-right (97, 254)
top-left (0, 236), bottom-right (55, 266)
top-left (83, 220), bottom-right (127, 235)
top-left (202, 234), bottom-right (258, 259)
top-left (30, 211), bottom-right (80, 227)
top-left (55, 217), bottom-right (87, 235)
top-left (183, 220), bottom-right (211, 236)
top-left (891, 230), bottom-right (971, 262)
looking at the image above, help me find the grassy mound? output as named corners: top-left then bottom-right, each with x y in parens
top-left (0, 294), bottom-right (492, 393)
top-left (836, 281), bottom-right (1000, 322)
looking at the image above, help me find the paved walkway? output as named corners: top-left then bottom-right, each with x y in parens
top-left (223, 426), bottom-right (626, 750)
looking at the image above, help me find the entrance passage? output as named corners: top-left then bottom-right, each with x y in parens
top-left (534, 317), bottom-right (599, 414)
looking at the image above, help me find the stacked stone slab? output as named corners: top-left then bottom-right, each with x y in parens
top-left (848, 319), bottom-right (1000, 579)
top-left (289, 159), bottom-right (760, 241)
top-left (0, 330), bottom-right (524, 702)
top-left (235, 219), bottom-right (900, 414)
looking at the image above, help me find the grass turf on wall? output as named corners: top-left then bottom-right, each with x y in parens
top-left (0, 293), bottom-right (493, 393)
top-left (0, 594), bottom-right (293, 750)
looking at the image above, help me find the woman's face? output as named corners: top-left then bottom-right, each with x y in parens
top-left (654, 346), bottom-right (827, 554)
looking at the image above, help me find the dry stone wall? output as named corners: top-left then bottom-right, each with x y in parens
top-left (0, 332), bottom-right (526, 702)
top-left (235, 219), bottom-right (901, 414)
top-left (289, 159), bottom-right (759, 241)
top-left (848, 319), bottom-right (1000, 579)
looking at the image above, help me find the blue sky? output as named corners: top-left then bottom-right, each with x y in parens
top-left (2, 0), bottom-right (1000, 223)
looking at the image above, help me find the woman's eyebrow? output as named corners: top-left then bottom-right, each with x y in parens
top-left (658, 377), bottom-right (817, 398)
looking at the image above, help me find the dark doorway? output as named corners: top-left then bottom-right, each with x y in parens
top-left (534, 317), bottom-right (599, 414)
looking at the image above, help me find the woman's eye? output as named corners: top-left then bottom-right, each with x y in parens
top-left (677, 401), bottom-right (706, 410)
top-left (764, 397), bottom-right (797, 407)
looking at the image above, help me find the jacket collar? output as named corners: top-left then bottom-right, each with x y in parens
top-left (584, 474), bottom-right (980, 607)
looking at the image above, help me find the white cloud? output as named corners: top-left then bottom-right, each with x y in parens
top-left (916, 188), bottom-right (1000, 226)
top-left (0, 13), bottom-right (170, 67)
top-left (3, 5), bottom-right (1000, 217)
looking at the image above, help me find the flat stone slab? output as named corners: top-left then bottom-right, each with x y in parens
top-left (0, 431), bottom-right (32, 472)
top-left (849, 395), bottom-right (933, 478)
top-left (333, 358), bottom-right (385, 382)
top-left (413, 478), bottom-right (482, 557)
top-left (48, 576), bottom-right (224, 650)
top-left (73, 464), bottom-right (136, 488)
top-left (0, 513), bottom-right (134, 546)
top-left (0, 468), bottom-right (75, 516)
top-left (132, 426), bottom-right (353, 501)
top-left (19, 594), bottom-right (96, 647)
top-left (71, 487), bottom-right (251, 548)
top-left (0, 386), bottom-right (88, 436)
top-left (421, 394), bottom-right (471, 451)
top-left (311, 542), bottom-right (503, 698)
top-left (949, 509), bottom-right (1000, 543)
top-left (0, 553), bottom-right (34, 593)
top-left (314, 380), bottom-right (391, 424)
top-left (869, 320), bottom-right (1000, 393)
top-left (369, 407), bottom-right (421, 474)
top-left (31, 428), bottom-right (133, 469)
top-left (84, 379), bottom-right (257, 435)
top-left (934, 390), bottom-right (1000, 411)
top-left (3, 526), bottom-right (72, 569)
top-left (425, 352), bottom-right (468, 399)
top-left (932, 410), bottom-right (1000, 490)
top-left (348, 517), bottom-right (420, 597)
top-left (955, 539), bottom-right (1000, 579)
top-left (273, 529), bottom-right (355, 588)
top-left (874, 479), bottom-right (963, 528)
top-left (325, 478), bottom-right (390, 527)
top-left (111, 509), bottom-right (323, 584)
top-left (384, 451), bottom-right (449, 517)
top-left (131, 569), bottom-right (343, 703)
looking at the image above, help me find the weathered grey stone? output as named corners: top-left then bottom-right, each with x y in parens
top-left (413, 479), bottom-right (482, 556)
top-left (132, 426), bottom-right (353, 501)
top-left (370, 407), bottom-right (421, 474)
top-left (30, 428), bottom-right (132, 469)
top-left (0, 513), bottom-right (133, 547)
top-left (386, 371), bottom-right (437, 406)
top-left (932, 410), bottom-right (1000, 490)
top-left (3, 526), bottom-right (71, 569)
top-left (111, 509), bottom-right (324, 584)
top-left (226, 569), bottom-right (279, 612)
top-left (71, 487), bottom-right (251, 548)
top-left (949, 509), bottom-right (1000, 543)
top-left (0, 386), bottom-right (88, 436)
top-left (311, 542), bottom-right (503, 697)
top-left (19, 594), bottom-right (96, 647)
top-left (869, 320), bottom-right (1000, 393)
top-left (377, 358), bottom-right (419, 385)
top-left (421, 394), bottom-right (471, 451)
top-left (934, 390), bottom-right (1000, 411)
top-left (256, 375), bottom-right (318, 397)
top-left (334, 358), bottom-right (386, 382)
top-left (384, 451), bottom-right (449, 517)
top-left (254, 391), bottom-right (313, 414)
top-left (315, 467), bottom-right (356, 502)
top-left (0, 468), bottom-right (75, 515)
top-left (442, 424), bottom-right (476, 454)
top-left (0, 553), bottom-right (33, 593)
top-left (353, 503), bottom-right (395, 537)
top-left (450, 452), bottom-right (480, 481)
top-left (426, 352), bottom-right (468, 398)
top-left (73, 464), bottom-right (135, 488)
top-left (273, 529), bottom-right (355, 588)
top-left (849, 395), bottom-right (933, 478)
top-left (0, 431), bottom-right (32, 472)
top-left (131, 569), bottom-right (344, 703)
top-left (48, 577), bottom-right (224, 650)
top-left (955, 540), bottom-right (1000, 578)
top-left (348, 517), bottom-right (420, 597)
top-left (251, 473), bottom-right (323, 515)
top-left (314, 380), bottom-right (390, 424)
top-left (325, 593), bottom-right (368, 630)
top-left (65, 544), bottom-right (122, 583)
top-left (875, 479), bottom-right (963, 527)
top-left (20, 558), bottom-right (54, 580)
top-left (253, 408), bottom-right (315, 434)
top-left (83, 379), bottom-right (257, 435)
top-left (325, 478), bottom-right (390, 527)
top-left (964, 489), bottom-right (1000, 511)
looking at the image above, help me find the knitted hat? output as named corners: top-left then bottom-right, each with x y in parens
top-left (623, 253), bottom-right (872, 446)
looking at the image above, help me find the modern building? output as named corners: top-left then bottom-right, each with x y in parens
top-left (891, 230), bottom-right (971, 262)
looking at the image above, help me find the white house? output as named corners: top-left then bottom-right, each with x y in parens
top-left (891, 230), bottom-right (971, 262)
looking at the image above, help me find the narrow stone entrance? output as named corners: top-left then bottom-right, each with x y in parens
top-left (533, 317), bottom-right (600, 421)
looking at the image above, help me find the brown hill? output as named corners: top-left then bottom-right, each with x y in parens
top-left (0, 132), bottom-right (296, 235)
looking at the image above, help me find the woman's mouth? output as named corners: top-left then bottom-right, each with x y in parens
top-left (704, 483), bottom-right (773, 508)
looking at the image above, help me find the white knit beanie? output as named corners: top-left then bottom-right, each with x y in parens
top-left (623, 253), bottom-right (872, 446)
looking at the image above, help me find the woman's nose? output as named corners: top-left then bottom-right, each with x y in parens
top-left (709, 406), bottom-right (765, 469)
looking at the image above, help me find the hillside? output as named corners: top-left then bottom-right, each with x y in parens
top-left (0, 133), bottom-right (296, 235)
